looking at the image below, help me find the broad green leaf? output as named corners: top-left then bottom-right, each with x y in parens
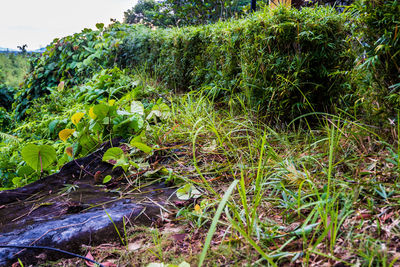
top-left (17, 165), bottom-right (35, 177)
top-left (146, 103), bottom-right (170, 121)
top-left (130, 141), bottom-right (153, 154)
top-left (12, 177), bottom-right (22, 187)
top-left (21, 144), bottom-right (57, 172)
top-left (113, 115), bottom-right (143, 135)
top-left (48, 119), bottom-right (59, 134)
top-left (103, 147), bottom-right (124, 162)
top-left (96, 23), bottom-right (104, 30)
top-left (103, 175), bottom-right (112, 184)
top-left (93, 104), bottom-right (109, 120)
top-left (131, 101), bottom-right (144, 116)
top-left (103, 147), bottom-right (129, 172)
top-left (77, 133), bottom-right (98, 154)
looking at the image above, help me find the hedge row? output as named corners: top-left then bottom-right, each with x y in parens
top-left (354, 0), bottom-right (400, 111)
top-left (118, 6), bottom-right (354, 120)
top-left (15, 6), bottom-right (354, 121)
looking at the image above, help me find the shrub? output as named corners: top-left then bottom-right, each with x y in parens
top-left (118, 6), bottom-right (354, 121)
top-left (352, 0), bottom-right (400, 112)
top-left (19, 6), bottom-right (354, 122)
top-left (13, 23), bottom-right (128, 120)
top-left (0, 85), bottom-right (14, 110)
top-left (74, 67), bottom-right (137, 103)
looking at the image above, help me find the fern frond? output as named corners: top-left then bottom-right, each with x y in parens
top-left (0, 132), bottom-right (20, 144)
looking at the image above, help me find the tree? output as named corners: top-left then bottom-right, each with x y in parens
top-left (124, 0), bottom-right (253, 27)
top-left (17, 44), bottom-right (28, 54)
top-left (124, 0), bottom-right (169, 26)
top-left (157, 0), bottom-right (255, 26)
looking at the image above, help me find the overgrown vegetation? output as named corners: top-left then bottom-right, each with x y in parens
top-left (0, 53), bottom-right (29, 132)
top-left (351, 0), bottom-right (400, 115)
top-left (1, 1), bottom-right (400, 266)
top-left (0, 53), bottom-right (30, 87)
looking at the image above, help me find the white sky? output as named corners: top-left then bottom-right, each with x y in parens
top-left (0, 0), bottom-right (137, 50)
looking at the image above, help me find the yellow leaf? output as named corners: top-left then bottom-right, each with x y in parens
top-left (59, 129), bottom-right (75, 142)
top-left (108, 99), bottom-right (116, 106)
top-left (89, 107), bottom-right (97, 119)
top-left (71, 112), bottom-right (85, 126)
top-left (65, 146), bottom-right (73, 157)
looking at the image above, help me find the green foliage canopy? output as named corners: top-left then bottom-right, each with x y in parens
top-left (124, 0), bottom-right (253, 27)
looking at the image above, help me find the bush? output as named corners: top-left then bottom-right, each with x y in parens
top-left (13, 22), bottom-right (128, 120)
top-left (74, 67), bottom-right (137, 103)
top-left (0, 85), bottom-right (14, 111)
top-left (118, 6), bottom-right (354, 121)
top-left (19, 6), bottom-right (354, 122)
top-left (352, 0), bottom-right (400, 111)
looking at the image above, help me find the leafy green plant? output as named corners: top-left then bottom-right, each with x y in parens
top-left (58, 102), bottom-right (116, 158)
top-left (13, 22), bottom-right (128, 120)
top-left (21, 144), bottom-right (57, 174)
top-left (74, 67), bottom-right (137, 103)
top-left (351, 0), bottom-right (400, 114)
top-left (0, 85), bottom-right (15, 111)
top-left (103, 147), bottom-right (130, 172)
top-left (0, 108), bottom-right (13, 132)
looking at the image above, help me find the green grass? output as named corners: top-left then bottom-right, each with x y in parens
top-left (4, 68), bottom-right (399, 266)
top-left (143, 84), bottom-right (400, 265)
top-left (46, 79), bottom-right (396, 266)
top-left (0, 60), bottom-right (392, 266)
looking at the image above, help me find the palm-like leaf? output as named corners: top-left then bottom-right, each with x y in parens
top-left (0, 132), bottom-right (20, 144)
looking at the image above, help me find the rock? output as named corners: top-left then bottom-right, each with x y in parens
top-left (0, 138), bottom-right (175, 266)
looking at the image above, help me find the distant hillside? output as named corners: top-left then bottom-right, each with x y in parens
top-left (0, 46), bottom-right (46, 54)
top-left (0, 47), bottom-right (19, 53)
top-left (0, 53), bottom-right (30, 87)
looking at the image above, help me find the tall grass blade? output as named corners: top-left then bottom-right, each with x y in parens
top-left (198, 179), bottom-right (238, 267)
top-left (104, 209), bottom-right (126, 247)
top-left (230, 220), bottom-right (276, 266)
